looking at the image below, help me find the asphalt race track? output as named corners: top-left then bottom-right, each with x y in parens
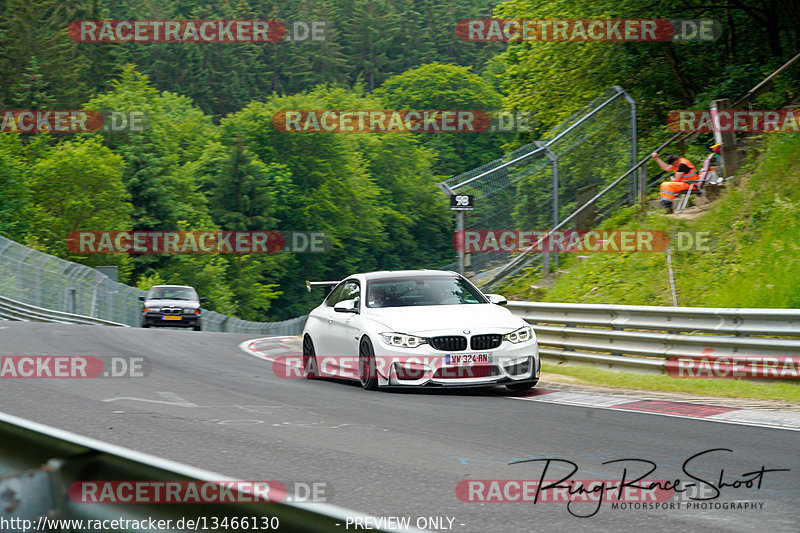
top-left (1, 321), bottom-right (798, 532)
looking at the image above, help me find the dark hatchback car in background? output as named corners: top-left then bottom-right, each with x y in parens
top-left (139, 285), bottom-right (206, 331)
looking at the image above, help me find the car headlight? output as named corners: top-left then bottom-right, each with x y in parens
top-left (145, 307), bottom-right (161, 313)
top-left (183, 308), bottom-right (197, 315)
top-left (380, 332), bottom-right (428, 348)
top-left (504, 326), bottom-right (533, 344)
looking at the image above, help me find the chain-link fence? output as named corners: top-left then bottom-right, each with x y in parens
top-left (201, 312), bottom-right (307, 335)
top-left (0, 234), bottom-right (307, 335)
top-left (440, 86), bottom-right (637, 285)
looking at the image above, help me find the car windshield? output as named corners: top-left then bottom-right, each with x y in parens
top-left (366, 276), bottom-right (486, 308)
top-left (147, 287), bottom-right (197, 301)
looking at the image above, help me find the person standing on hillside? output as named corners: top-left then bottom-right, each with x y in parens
top-left (651, 152), bottom-right (698, 213)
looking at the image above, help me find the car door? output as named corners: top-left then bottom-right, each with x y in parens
top-left (312, 282), bottom-right (345, 361)
top-left (326, 280), bottom-right (362, 378)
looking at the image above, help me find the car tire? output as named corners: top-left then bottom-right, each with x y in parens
top-left (506, 379), bottom-right (538, 393)
top-left (193, 325), bottom-right (201, 331)
top-left (358, 337), bottom-right (379, 391)
top-left (303, 335), bottom-right (319, 379)
top-left (142, 324), bottom-right (150, 328)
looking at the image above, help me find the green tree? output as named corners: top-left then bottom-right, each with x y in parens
top-left (0, 0), bottom-right (119, 108)
top-left (196, 140), bottom-right (289, 231)
top-left (337, 0), bottom-right (400, 91)
top-left (218, 84), bottom-right (454, 318)
top-left (495, 0), bottom-right (800, 132)
top-left (27, 138), bottom-right (133, 263)
top-left (189, 138), bottom-right (294, 319)
top-left (0, 134), bottom-right (32, 241)
top-left (84, 67), bottom-right (217, 275)
top-left (376, 62), bottom-right (506, 176)
top-left (91, 0), bottom-right (507, 115)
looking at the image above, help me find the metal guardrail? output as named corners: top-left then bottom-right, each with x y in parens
top-left (508, 301), bottom-right (800, 375)
top-left (0, 234), bottom-right (307, 334)
top-left (0, 294), bottom-right (129, 327)
top-left (0, 411), bottom-right (425, 533)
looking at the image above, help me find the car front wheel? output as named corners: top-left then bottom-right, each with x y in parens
top-left (303, 335), bottom-right (319, 379)
top-left (358, 337), bottom-right (379, 391)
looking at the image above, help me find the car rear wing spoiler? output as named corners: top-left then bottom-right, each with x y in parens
top-left (306, 280), bottom-right (341, 292)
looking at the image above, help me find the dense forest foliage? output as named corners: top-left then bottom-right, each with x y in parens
top-left (0, 0), bottom-right (798, 319)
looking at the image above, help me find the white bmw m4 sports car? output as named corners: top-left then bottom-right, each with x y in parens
top-left (302, 270), bottom-right (539, 391)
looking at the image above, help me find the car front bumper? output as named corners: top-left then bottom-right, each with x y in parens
top-left (371, 339), bottom-right (539, 388)
top-left (142, 313), bottom-right (200, 327)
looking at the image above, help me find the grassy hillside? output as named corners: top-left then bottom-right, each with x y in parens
top-left (498, 132), bottom-right (800, 308)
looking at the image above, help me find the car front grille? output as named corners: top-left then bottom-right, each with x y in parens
top-left (160, 308), bottom-right (183, 315)
top-left (433, 365), bottom-right (500, 379)
top-left (430, 336), bottom-right (467, 351)
top-left (470, 334), bottom-right (503, 350)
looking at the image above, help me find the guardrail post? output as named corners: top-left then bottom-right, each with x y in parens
top-left (435, 182), bottom-right (464, 274)
top-left (456, 209), bottom-right (465, 275)
top-left (535, 142), bottom-right (559, 272)
top-left (710, 99), bottom-right (740, 178)
top-left (614, 86), bottom-right (637, 204)
top-left (0, 457), bottom-right (66, 524)
top-left (17, 249), bottom-right (33, 303)
top-left (73, 269), bottom-right (91, 316)
top-left (89, 278), bottom-right (98, 318)
top-left (104, 278), bottom-right (117, 322)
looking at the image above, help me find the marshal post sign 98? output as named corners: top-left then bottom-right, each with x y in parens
top-left (450, 194), bottom-right (474, 211)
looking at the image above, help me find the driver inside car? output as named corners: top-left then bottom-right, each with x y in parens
top-left (369, 287), bottom-right (387, 308)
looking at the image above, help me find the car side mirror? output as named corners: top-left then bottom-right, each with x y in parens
top-left (199, 298), bottom-right (207, 303)
top-left (486, 294), bottom-right (508, 306)
top-left (334, 299), bottom-right (359, 314)
top-left (138, 296), bottom-right (145, 302)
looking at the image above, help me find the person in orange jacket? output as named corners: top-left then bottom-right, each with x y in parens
top-left (651, 152), bottom-right (698, 213)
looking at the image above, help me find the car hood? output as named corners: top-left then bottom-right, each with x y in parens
top-left (365, 304), bottom-right (523, 334)
top-left (144, 299), bottom-right (200, 309)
